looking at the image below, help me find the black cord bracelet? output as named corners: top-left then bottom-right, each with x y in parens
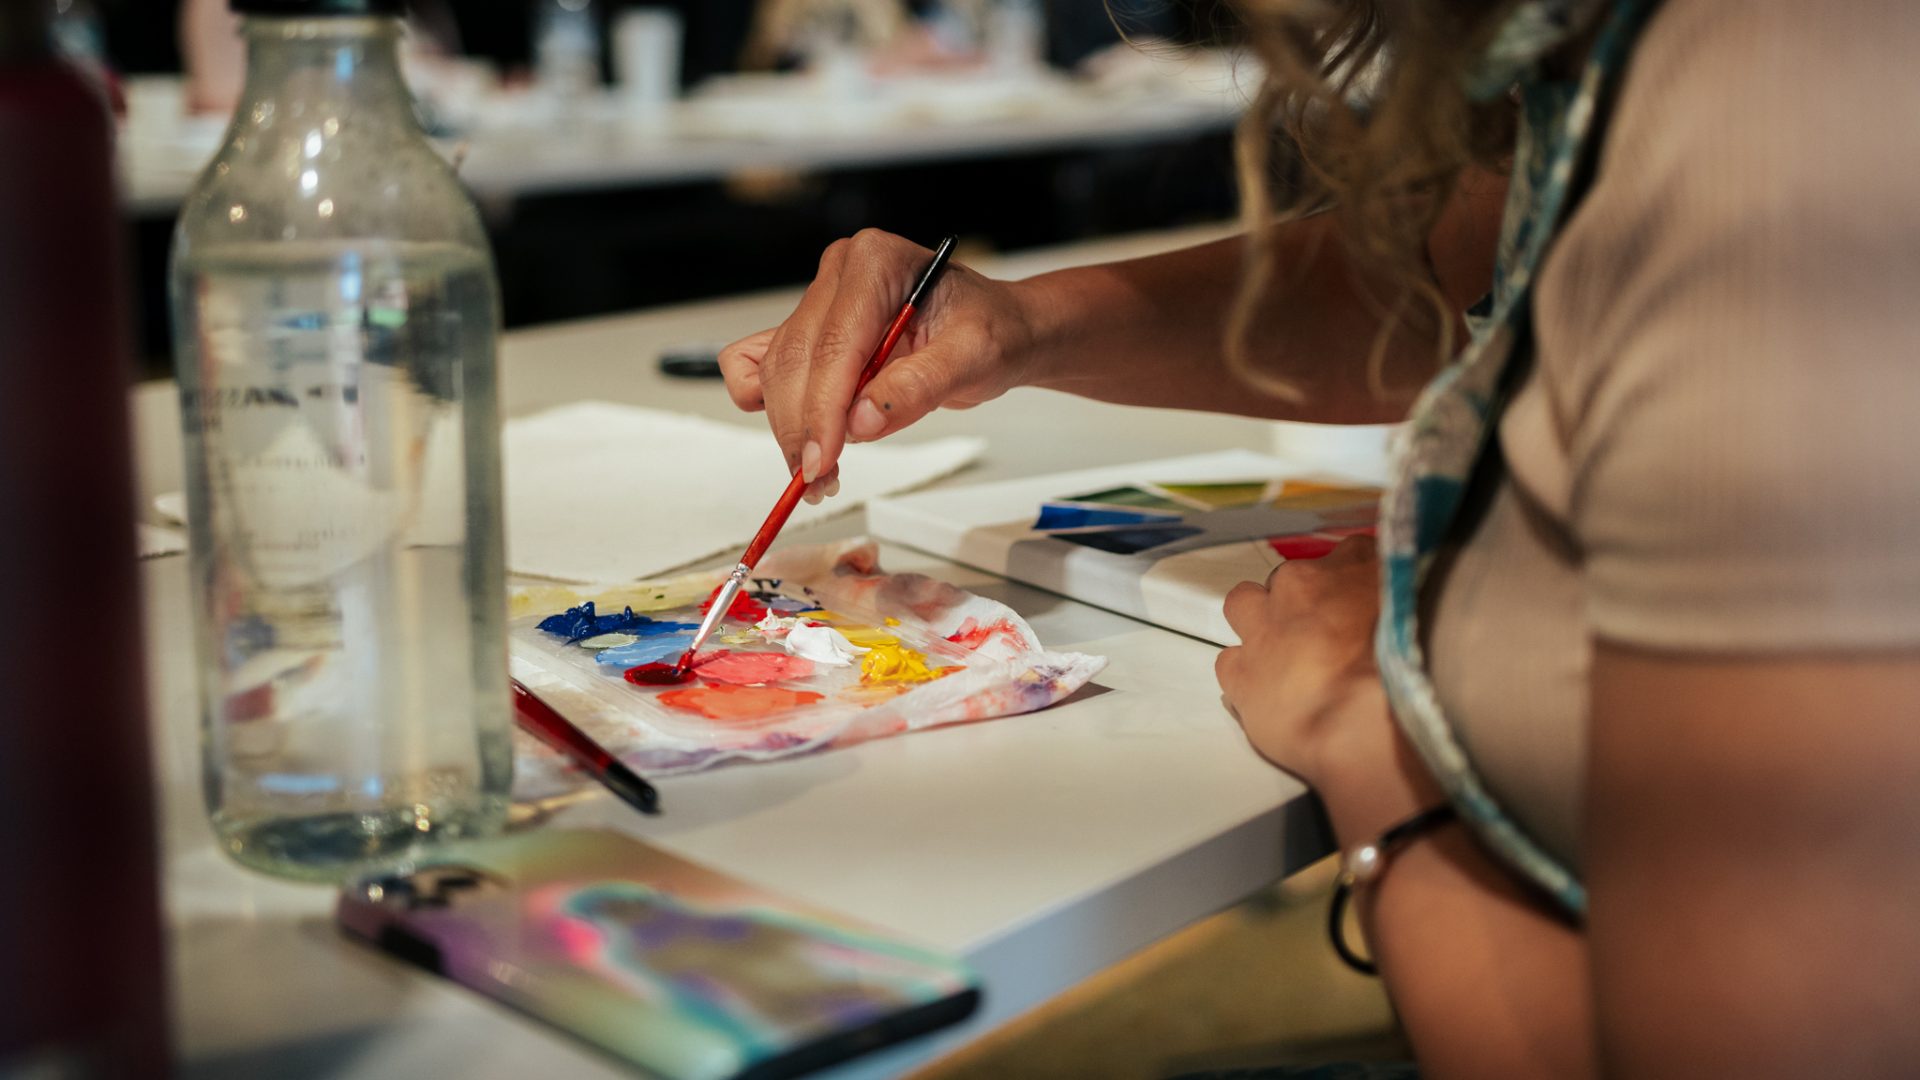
top-left (1328, 803), bottom-right (1459, 975)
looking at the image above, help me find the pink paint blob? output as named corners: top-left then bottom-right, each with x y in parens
top-left (658, 685), bottom-right (825, 722)
top-left (690, 650), bottom-right (815, 686)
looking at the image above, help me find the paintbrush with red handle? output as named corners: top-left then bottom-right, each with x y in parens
top-left (647, 235), bottom-right (958, 683)
top-left (512, 677), bottom-right (660, 814)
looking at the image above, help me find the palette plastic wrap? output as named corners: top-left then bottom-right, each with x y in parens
top-left (508, 540), bottom-right (1106, 793)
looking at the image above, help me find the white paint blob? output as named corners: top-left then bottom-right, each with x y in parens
top-left (782, 625), bottom-right (867, 667)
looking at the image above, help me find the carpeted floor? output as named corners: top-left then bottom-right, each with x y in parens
top-left (915, 859), bottom-right (1408, 1080)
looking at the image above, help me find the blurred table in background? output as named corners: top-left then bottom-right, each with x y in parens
top-left (120, 55), bottom-right (1253, 368)
top-left (120, 55), bottom-right (1250, 215)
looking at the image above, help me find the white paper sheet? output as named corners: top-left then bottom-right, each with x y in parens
top-left (155, 401), bottom-right (985, 583)
top-left (504, 402), bottom-right (982, 581)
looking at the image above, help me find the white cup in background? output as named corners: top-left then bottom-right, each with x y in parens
top-left (613, 8), bottom-right (683, 109)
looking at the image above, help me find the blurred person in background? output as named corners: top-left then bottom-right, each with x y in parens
top-left (718, 0), bottom-right (1920, 1076)
top-left (742, 0), bottom-right (909, 69)
top-left (740, 0), bottom-right (1198, 73)
top-left (176, 0), bottom-right (460, 114)
top-left (140, 0), bottom-right (1201, 109)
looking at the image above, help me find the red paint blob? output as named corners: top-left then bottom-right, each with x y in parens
top-left (945, 617), bottom-right (1021, 651)
top-left (625, 662), bottom-right (696, 686)
top-left (700, 585), bottom-right (770, 624)
top-left (691, 650), bottom-right (815, 686)
top-left (658, 685), bottom-right (825, 722)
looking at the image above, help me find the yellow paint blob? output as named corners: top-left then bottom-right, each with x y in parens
top-left (859, 643), bottom-right (943, 685)
top-left (883, 616), bottom-right (902, 627)
top-left (804, 611), bottom-right (898, 648)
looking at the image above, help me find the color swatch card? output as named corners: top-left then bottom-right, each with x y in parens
top-left (867, 450), bottom-right (1384, 646)
top-left (508, 540), bottom-right (1105, 789)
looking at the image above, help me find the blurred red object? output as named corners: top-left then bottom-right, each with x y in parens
top-left (0, 2), bottom-right (171, 1076)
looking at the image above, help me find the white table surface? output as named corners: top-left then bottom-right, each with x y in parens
top-left (141, 225), bottom-right (1374, 1079)
top-left (122, 65), bottom-right (1245, 217)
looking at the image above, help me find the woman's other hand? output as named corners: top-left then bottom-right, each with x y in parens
top-left (1218, 532), bottom-right (1444, 842)
top-left (717, 230), bottom-right (1039, 502)
top-left (1217, 535), bottom-right (1389, 784)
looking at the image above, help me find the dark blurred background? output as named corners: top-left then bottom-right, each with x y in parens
top-left (99, 0), bottom-right (1247, 374)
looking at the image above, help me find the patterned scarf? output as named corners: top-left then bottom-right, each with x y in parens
top-left (1375, 0), bottom-right (1654, 916)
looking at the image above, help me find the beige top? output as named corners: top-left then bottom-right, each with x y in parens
top-left (1425, 0), bottom-right (1920, 871)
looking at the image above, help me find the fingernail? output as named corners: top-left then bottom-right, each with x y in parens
top-left (848, 398), bottom-right (885, 441)
top-left (800, 440), bottom-right (821, 482)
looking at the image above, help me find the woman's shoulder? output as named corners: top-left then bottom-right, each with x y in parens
top-left (1523, 0), bottom-right (1920, 654)
top-left (1620, 0), bottom-right (1920, 151)
top-left (1539, 0), bottom-right (1920, 407)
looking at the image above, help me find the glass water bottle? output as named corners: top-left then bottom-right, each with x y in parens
top-left (169, 0), bottom-right (511, 881)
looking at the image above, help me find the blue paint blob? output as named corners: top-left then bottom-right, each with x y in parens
top-left (1032, 504), bottom-right (1182, 531)
top-left (765, 595), bottom-right (821, 615)
top-left (595, 634), bottom-right (696, 668)
top-left (538, 602), bottom-right (697, 643)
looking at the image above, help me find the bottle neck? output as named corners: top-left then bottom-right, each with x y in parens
top-left (237, 16), bottom-right (415, 126)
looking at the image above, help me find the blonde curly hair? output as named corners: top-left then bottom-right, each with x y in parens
top-left (1225, 0), bottom-right (1520, 399)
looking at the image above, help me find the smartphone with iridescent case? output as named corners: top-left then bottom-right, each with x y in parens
top-left (337, 829), bottom-right (980, 1080)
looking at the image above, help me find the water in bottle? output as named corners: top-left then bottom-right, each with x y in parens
top-left (169, 2), bottom-right (511, 881)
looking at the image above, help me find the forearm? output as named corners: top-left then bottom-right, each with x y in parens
top-left (1314, 687), bottom-right (1595, 1080)
top-left (1014, 167), bottom-right (1506, 423)
top-left (1587, 648), bottom-right (1920, 1078)
top-left (1013, 223), bottom-right (1411, 423)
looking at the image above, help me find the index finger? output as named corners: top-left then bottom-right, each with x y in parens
top-left (716, 328), bottom-right (776, 412)
top-left (800, 232), bottom-right (930, 480)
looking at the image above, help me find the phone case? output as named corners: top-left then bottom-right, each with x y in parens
top-left (336, 829), bottom-right (980, 1080)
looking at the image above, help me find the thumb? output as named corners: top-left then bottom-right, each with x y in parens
top-left (1331, 533), bottom-right (1379, 562)
top-left (844, 347), bottom-right (958, 444)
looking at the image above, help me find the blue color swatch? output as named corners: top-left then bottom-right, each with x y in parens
top-left (1032, 505), bottom-right (1181, 531)
top-left (1056, 525), bottom-right (1202, 555)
